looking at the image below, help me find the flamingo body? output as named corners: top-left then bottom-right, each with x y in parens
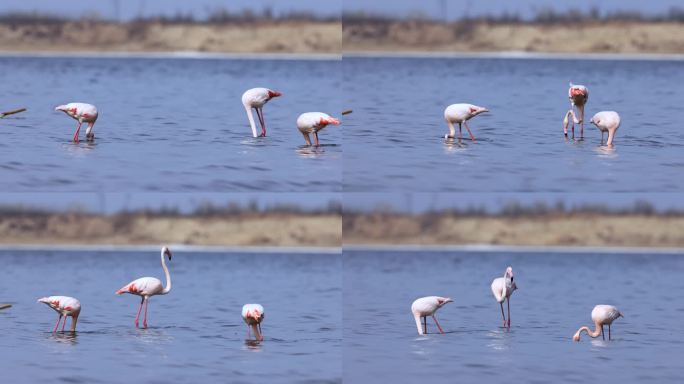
top-left (55, 102), bottom-right (98, 142)
top-left (444, 103), bottom-right (489, 140)
top-left (37, 295), bottom-right (81, 332)
top-left (573, 304), bottom-right (623, 342)
top-left (563, 83), bottom-right (588, 137)
top-left (491, 266), bottom-right (517, 328)
top-left (296, 112), bottom-right (340, 146)
top-left (242, 87), bottom-right (282, 137)
top-left (411, 296), bottom-right (453, 335)
top-left (590, 111), bottom-right (621, 147)
top-left (116, 246), bottom-right (172, 328)
top-left (242, 303), bottom-right (265, 341)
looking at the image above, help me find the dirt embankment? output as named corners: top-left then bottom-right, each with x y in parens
top-left (344, 213), bottom-right (684, 247)
top-left (0, 213), bottom-right (341, 247)
top-left (0, 21), bottom-right (341, 53)
top-left (343, 21), bottom-right (684, 54)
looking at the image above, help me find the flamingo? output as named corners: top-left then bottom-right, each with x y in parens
top-left (491, 266), bottom-right (518, 328)
top-left (590, 111), bottom-right (621, 147)
top-left (241, 304), bottom-right (265, 341)
top-left (37, 296), bottom-right (81, 333)
top-left (241, 87), bottom-right (282, 137)
top-left (444, 104), bottom-right (489, 141)
top-left (563, 83), bottom-right (588, 138)
top-left (411, 296), bottom-right (453, 335)
top-left (296, 112), bottom-right (340, 146)
top-left (55, 103), bottom-right (98, 143)
top-left (573, 305), bottom-right (623, 341)
top-left (116, 246), bottom-right (172, 328)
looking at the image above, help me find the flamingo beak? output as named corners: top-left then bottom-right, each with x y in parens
top-left (268, 90), bottom-right (282, 98)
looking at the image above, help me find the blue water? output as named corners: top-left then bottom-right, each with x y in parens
top-left (343, 57), bottom-right (684, 191)
top-left (0, 249), bottom-right (342, 383)
top-left (0, 56), bottom-right (342, 191)
top-left (344, 249), bottom-right (684, 383)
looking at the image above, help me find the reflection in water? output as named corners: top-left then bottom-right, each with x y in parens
top-left (133, 328), bottom-right (174, 345)
top-left (244, 339), bottom-right (264, 352)
top-left (296, 146), bottom-right (327, 158)
top-left (47, 332), bottom-right (78, 346)
top-left (595, 145), bottom-right (617, 158)
top-left (486, 329), bottom-right (512, 351)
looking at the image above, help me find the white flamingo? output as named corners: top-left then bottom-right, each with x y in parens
top-left (573, 305), bottom-right (623, 341)
top-left (563, 83), bottom-right (588, 138)
top-left (590, 111), bottom-right (621, 147)
top-left (411, 296), bottom-right (453, 335)
top-left (242, 304), bottom-right (265, 341)
top-left (37, 296), bottom-right (81, 333)
top-left (55, 103), bottom-right (98, 142)
top-left (296, 112), bottom-right (340, 146)
top-left (241, 87), bottom-right (282, 137)
top-left (444, 104), bottom-right (489, 141)
top-left (116, 246), bottom-right (172, 328)
top-left (491, 266), bottom-right (517, 328)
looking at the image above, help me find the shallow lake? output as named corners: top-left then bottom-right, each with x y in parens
top-left (344, 249), bottom-right (684, 383)
top-left (0, 249), bottom-right (341, 383)
top-left (0, 56), bottom-right (342, 191)
top-left (343, 57), bottom-right (684, 191)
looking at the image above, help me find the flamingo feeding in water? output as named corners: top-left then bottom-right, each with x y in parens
top-left (573, 305), bottom-right (623, 342)
top-left (116, 246), bottom-right (172, 328)
top-left (37, 296), bottom-right (81, 333)
top-left (242, 304), bottom-right (265, 341)
top-left (491, 266), bottom-right (518, 328)
top-left (444, 104), bottom-right (489, 141)
top-left (411, 296), bottom-right (453, 335)
top-left (55, 103), bottom-right (98, 143)
top-left (563, 83), bottom-right (588, 138)
top-left (296, 112), bottom-right (340, 146)
top-left (241, 87), bottom-right (282, 137)
top-left (590, 111), bottom-right (621, 147)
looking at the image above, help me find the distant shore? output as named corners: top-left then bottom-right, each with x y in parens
top-left (0, 20), bottom-right (340, 54)
top-left (344, 20), bottom-right (684, 54)
top-left (344, 213), bottom-right (684, 248)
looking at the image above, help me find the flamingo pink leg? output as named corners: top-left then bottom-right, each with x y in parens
top-left (62, 316), bottom-right (67, 332)
top-left (73, 122), bottom-right (82, 143)
top-left (463, 121), bottom-right (476, 141)
top-left (458, 123), bottom-right (463, 140)
top-left (423, 316), bottom-right (428, 334)
top-left (507, 299), bottom-right (511, 328)
top-left (247, 325), bottom-right (251, 338)
top-left (143, 297), bottom-right (149, 328)
top-left (432, 315), bottom-right (445, 334)
top-left (609, 324), bottom-right (612, 340)
top-left (53, 315), bottom-right (63, 333)
top-left (134, 297), bottom-right (144, 327)
top-left (313, 132), bottom-right (320, 147)
top-left (500, 302), bottom-right (506, 327)
top-left (256, 108), bottom-right (267, 137)
top-left (258, 323), bottom-right (262, 336)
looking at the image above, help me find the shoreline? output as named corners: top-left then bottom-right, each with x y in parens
top-left (344, 243), bottom-right (684, 255)
top-left (0, 243), bottom-right (340, 254)
top-left (0, 50), bottom-right (341, 60)
top-left (343, 50), bottom-right (684, 61)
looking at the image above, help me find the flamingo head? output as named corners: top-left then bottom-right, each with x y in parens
top-left (468, 106), bottom-right (489, 117)
top-left (162, 246), bottom-right (172, 260)
top-left (572, 331), bottom-right (581, 342)
top-left (249, 309), bottom-right (262, 320)
top-left (267, 90), bottom-right (282, 99)
top-left (436, 297), bottom-right (453, 307)
top-left (319, 116), bottom-right (341, 126)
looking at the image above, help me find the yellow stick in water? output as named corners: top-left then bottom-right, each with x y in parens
top-left (1, 108), bottom-right (27, 118)
top-left (0, 304), bottom-right (11, 310)
top-left (341, 109), bottom-right (352, 115)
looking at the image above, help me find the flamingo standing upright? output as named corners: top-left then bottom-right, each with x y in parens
top-left (491, 266), bottom-right (518, 328)
top-left (37, 296), bottom-right (81, 333)
top-left (241, 304), bottom-right (265, 341)
top-left (241, 87), bottom-right (282, 137)
top-left (55, 103), bottom-right (98, 143)
top-left (444, 104), bottom-right (489, 141)
top-left (590, 111), bottom-right (621, 147)
top-left (573, 305), bottom-right (623, 341)
top-left (116, 246), bottom-right (172, 328)
top-left (411, 296), bottom-right (453, 335)
top-left (563, 83), bottom-right (589, 138)
top-left (296, 112), bottom-right (340, 146)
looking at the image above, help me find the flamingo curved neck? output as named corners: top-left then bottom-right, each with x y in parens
top-left (161, 251), bottom-right (172, 295)
top-left (606, 129), bottom-right (616, 147)
top-left (413, 314), bottom-right (424, 335)
top-left (578, 323), bottom-right (602, 339)
top-left (244, 105), bottom-right (257, 138)
top-left (447, 121), bottom-right (456, 137)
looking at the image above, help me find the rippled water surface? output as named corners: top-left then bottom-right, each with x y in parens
top-left (0, 56), bottom-right (342, 191)
top-left (343, 57), bottom-right (684, 191)
top-left (344, 249), bottom-right (684, 383)
top-left (0, 250), bottom-right (341, 383)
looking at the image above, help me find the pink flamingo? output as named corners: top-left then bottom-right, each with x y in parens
top-left (563, 83), bottom-right (588, 138)
top-left (241, 87), bottom-right (282, 137)
top-left (37, 296), bottom-right (81, 333)
top-left (491, 266), bottom-right (518, 328)
top-left (296, 112), bottom-right (340, 146)
top-left (590, 111), bottom-right (621, 147)
top-left (55, 103), bottom-right (98, 143)
top-left (411, 296), bottom-right (453, 335)
top-left (242, 304), bottom-right (265, 341)
top-left (573, 305), bottom-right (623, 341)
top-left (444, 104), bottom-right (489, 141)
top-left (116, 246), bottom-right (172, 328)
